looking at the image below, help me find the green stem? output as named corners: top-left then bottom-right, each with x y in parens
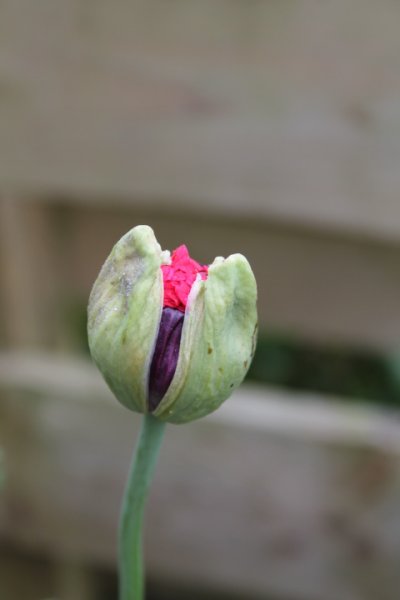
top-left (119, 414), bottom-right (166, 600)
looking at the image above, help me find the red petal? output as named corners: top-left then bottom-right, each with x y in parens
top-left (161, 245), bottom-right (208, 312)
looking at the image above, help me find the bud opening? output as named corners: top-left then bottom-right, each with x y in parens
top-left (148, 245), bottom-right (208, 411)
top-left (161, 245), bottom-right (208, 312)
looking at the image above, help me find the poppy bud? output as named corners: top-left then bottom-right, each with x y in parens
top-left (88, 225), bottom-right (257, 424)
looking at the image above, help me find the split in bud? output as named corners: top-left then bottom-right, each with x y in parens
top-left (87, 225), bottom-right (257, 424)
top-left (148, 307), bottom-right (184, 412)
top-left (149, 245), bottom-right (209, 411)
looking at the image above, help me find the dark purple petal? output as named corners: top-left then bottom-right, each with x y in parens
top-left (148, 307), bottom-right (184, 412)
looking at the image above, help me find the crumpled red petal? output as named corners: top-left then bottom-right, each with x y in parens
top-left (161, 245), bottom-right (208, 312)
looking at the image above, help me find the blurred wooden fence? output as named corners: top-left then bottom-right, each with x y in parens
top-left (1, 1), bottom-right (400, 599)
top-left (1, 353), bottom-right (400, 600)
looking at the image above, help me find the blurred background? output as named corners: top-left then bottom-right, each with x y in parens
top-left (1, 1), bottom-right (400, 599)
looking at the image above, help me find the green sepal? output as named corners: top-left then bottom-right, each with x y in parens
top-left (87, 225), bottom-right (163, 413)
top-left (154, 254), bottom-right (258, 423)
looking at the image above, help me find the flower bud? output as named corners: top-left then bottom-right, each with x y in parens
top-left (88, 225), bottom-right (257, 424)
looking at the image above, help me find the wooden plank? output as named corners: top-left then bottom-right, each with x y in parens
top-left (48, 203), bottom-right (400, 349)
top-left (1, 352), bottom-right (400, 599)
top-left (2, 197), bottom-right (400, 353)
top-left (0, 198), bottom-right (61, 348)
top-left (0, 2), bottom-right (400, 240)
top-left (0, 198), bottom-right (36, 345)
top-left (0, 198), bottom-right (45, 347)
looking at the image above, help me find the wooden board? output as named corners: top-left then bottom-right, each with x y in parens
top-left (4, 199), bottom-right (400, 350)
top-left (1, 352), bottom-right (400, 599)
top-left (0, 2), bottom-right (400, 240)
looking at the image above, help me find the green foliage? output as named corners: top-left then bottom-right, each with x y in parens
top-left (247, 333), bottom-right (400, 406)
top-left (69, 293), bottom-right (400, 407)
